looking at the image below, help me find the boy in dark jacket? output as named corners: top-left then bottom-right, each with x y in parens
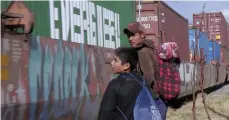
top-left (98, 47), bottom-right (158, 120)
top-left (123, 22), bottom-right (168, 119)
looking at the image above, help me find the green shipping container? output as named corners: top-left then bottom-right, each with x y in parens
top-left (1, 1), bottom-right (136, 48)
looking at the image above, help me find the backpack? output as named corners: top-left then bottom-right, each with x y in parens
top-left (116, 73), bottom-right (162, 120)
top-left (154, 42), bottom-right (181, 101)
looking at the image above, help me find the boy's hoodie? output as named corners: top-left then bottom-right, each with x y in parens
top-left (98, 71), bottom-right (158, 120)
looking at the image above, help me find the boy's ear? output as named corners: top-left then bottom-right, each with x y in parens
top-left (124, 63), bottom-right (130, 71)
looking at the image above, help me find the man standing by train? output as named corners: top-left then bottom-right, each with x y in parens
top-left (123, 21), bottom-right (168, 120)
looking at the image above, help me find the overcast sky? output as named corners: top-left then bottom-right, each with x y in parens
top-left (164, 1), bottom-right (229, 24)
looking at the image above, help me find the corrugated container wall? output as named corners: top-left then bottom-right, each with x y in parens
top-left (225, 48), bottom-right (228, 64)
top-left (213, 41), bottom-right (221, 62)
top-left (220, 48), bottom-right (224, 63)
top-left (208, 41), bottom-right (221, 62)
top-left (136, 1), bottom-right (189, 61)
top-left (199, 32), bottom-right (210, 62)
top-left (208, 42), bottom-right (214, 61)
top-left (1, 1), bottom-right (136, 47)
top-left (228, 50), bottom-right (229, 64)
top-left (189, 29), bottom-right (210, 63)
top-left (227, 24), bottom-right (229, 47)
top-left (189, 29), bottom-right (200, 59)
top-left (193, 12), bottom-right (228, 48)
top-left (221, 47), bottom-right (228, 64)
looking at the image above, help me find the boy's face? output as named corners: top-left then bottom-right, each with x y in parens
top-left (127, 32), bottom-right (145, 48)
top-left (111, 55), bottom-right (130, 74)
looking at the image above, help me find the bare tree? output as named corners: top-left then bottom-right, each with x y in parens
top-left (198, 3), bottom-right (212, 120)
top-left (192, 2), bottom-right (211, 120)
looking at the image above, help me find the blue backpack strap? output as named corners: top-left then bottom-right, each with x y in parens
top-left (116, 73), bottom-right (145, 120)
top-left (116, 106), bottom-right (128, 120)
top-left (120, 73), bottom-right (146, 87)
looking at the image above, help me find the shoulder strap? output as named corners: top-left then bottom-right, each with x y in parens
top-left (116, 106), bottom-right (128, 120)
top-left (116, 73), bottom-right (146, 120)
top-left (120, 73), bottom-right (146, 87)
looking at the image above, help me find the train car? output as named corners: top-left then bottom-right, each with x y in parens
top-left (1, 1), bottom-right (228, 120)
top-left (136, 1), bottom-right (189, 61)
top-left (1, 1), bottom-right (135, 120)
top-left (208, 41), bottom-right (221, 62)
top-left (1, 0), bottom-right (136, 48)
top-left (178, 62), bottom-right (228, 98)
top-left (189, 29), bottom-right (210, 63)
top-left (193, 12), bottom-right (228, 48)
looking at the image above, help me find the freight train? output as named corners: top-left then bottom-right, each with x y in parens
top-left (1, 1), bottom-right (229, 120)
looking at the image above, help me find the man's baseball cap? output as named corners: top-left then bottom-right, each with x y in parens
top-left (123, 22), bottom-right (145, 35)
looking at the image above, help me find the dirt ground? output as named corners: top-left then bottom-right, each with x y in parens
top-left (167, 92), bottom-right (229, 120)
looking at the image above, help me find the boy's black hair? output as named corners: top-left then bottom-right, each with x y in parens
top-left (115, 47), bottom-right (139, 71)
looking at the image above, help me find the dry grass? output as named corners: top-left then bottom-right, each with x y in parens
top-left (167, 92), bottom-right (229, 120)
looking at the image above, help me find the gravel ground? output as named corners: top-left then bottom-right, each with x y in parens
top-left (167, 83), bottom-right (229, 120)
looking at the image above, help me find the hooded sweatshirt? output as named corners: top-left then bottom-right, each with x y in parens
top-left (136, 39), bottom-right (160, 98)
